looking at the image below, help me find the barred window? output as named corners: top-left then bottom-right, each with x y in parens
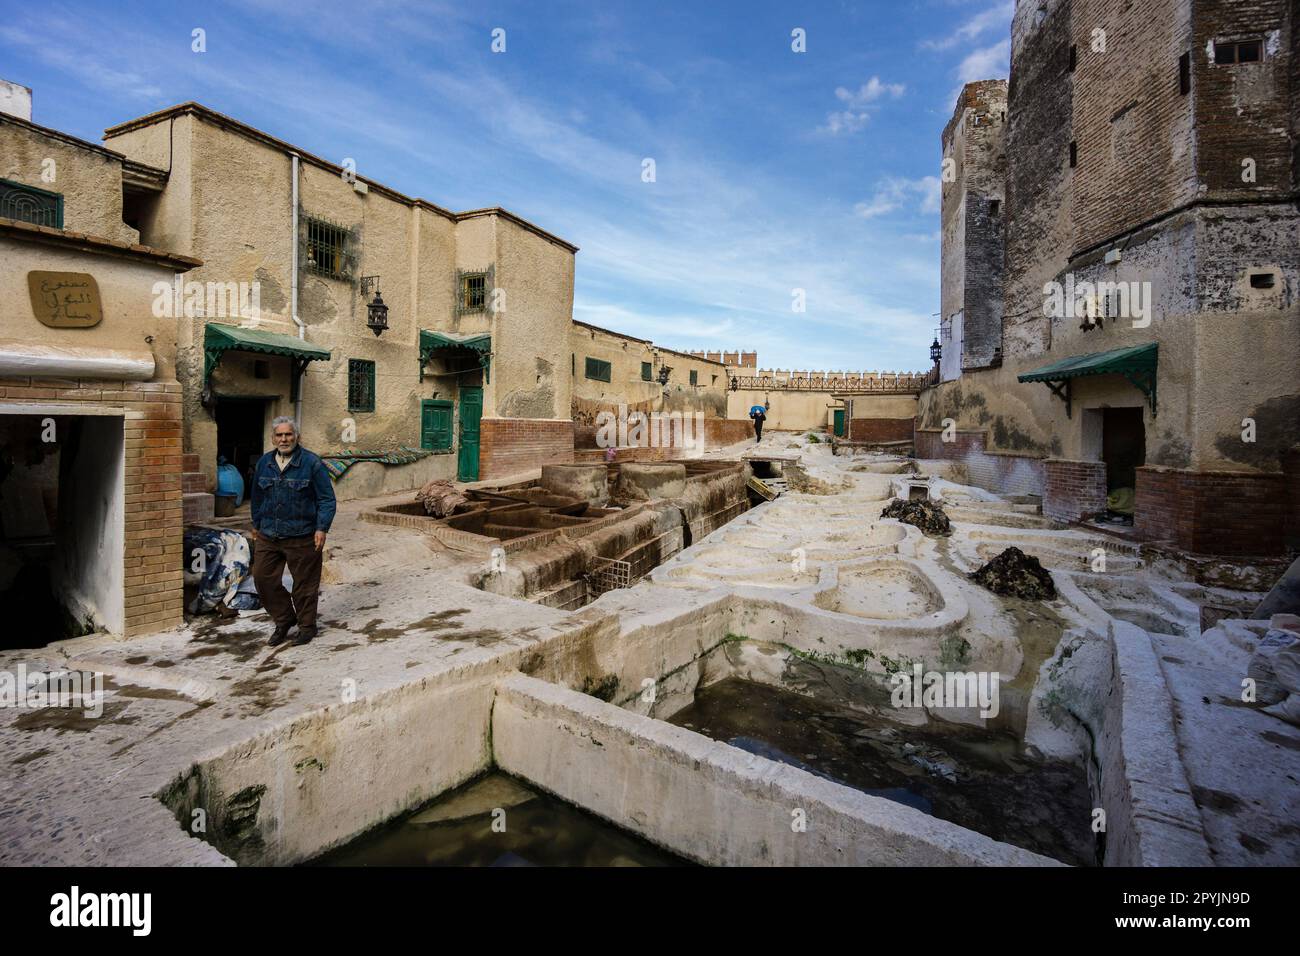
top-left (585, 357), bottom-right (611, 382)
top-left (347, 359), bottom-right (375, 412)
top-left (305, 215), bottom-right (354, 279)
top-left (460, 272), bottom-right (487, 312)
top-left (1, 178), bottom-right (63, 228)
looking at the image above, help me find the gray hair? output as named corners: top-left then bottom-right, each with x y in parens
top-left (271, 416), bottom-right (299, 435)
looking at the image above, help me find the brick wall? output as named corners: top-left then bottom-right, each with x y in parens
top-left (1043, 458), bottom-right (1108, 523)
top-left (1136, 465), bottom-right (1289, 556)
top-left (1193, 0), bottom-right (1293, 200)
top-left (848, 418), bottom-right (915, 443)
top-left (915, 428), bottom-right (1046, 497)
top-left (0, 376), bottom-right (184, 638)
top-left (704, 418), bottom-right (757, 447)
top-left (1004, 0), bottom-right (1073, 358)
top-left (1071, 0), bottom-right (1196, 253)
top-left (478, 418), bottom-right (574, 480)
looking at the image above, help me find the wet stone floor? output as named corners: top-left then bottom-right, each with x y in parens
top-left (311, 772), bottom-right (689, 867)
top-left (670, 677), bottom-right (1097, 866)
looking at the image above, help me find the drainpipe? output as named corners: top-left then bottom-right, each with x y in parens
top-left (290, 152), bottom-right (305, 427)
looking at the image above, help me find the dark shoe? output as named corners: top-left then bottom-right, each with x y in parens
top-left (291, 625), bottom-right (317, 646)
top-left (267, 622), bottom-right (294, 647)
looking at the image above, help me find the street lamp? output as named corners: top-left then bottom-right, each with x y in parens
top-left (361, 276), bottom-right (388, 336)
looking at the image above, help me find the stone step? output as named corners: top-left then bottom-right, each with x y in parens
top-left (182, 472), bottom-right (207, 493)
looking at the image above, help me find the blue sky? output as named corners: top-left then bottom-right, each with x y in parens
top-left (1, 0), bottom-right (1012, 371)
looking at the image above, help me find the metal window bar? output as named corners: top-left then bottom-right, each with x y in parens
top-left (305, 215), bottom-right (354, 279)
top-left (588, 557), bottom-right (632, 596)
top-left (1, 179), bottom-right (63, 228)
top-left (347, 359), bottom-right (375, 411)
top-left (460, 273), bottom-right (487, 311)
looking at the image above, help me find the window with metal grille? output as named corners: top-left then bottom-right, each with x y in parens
top-left (585, 357), bottom-right (611, 382)
top-left (305, 215), bottom-right (354, 279)
top-left (1214, 39), bottom-right (1262, 64)
top-left (459, 272), bottom-right (487, 312)
top-left (689, 369), bottom-right (698, 386)
top-left (1, 178), bottom-right (63, 227)
top-left (641, 361), bottom-right (652, 381)
top-left (347, 359), bottom-right (375, 412)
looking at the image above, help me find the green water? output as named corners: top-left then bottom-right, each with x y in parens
top-left (311, 772), bottom-right (689, 867)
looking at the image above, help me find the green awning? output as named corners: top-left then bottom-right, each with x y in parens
top-left (203, 324), bottom-right (331, 400)
top-left (419, 329), bottom-right (491, 383)
top-left (1017, 342), bottom-right (1157, 417)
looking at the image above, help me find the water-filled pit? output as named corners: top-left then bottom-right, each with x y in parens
top-left (669, 676), bottom-right (1096, 866)
top-left (311, 771), bottom-right (688, 867)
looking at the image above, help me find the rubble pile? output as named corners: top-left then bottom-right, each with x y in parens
top-left (880, 498), bottom-right (952, 536)
top-left (969, 547), bottom-right (1057, 600)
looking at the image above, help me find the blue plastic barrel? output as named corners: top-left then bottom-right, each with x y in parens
top-left (216, 457), bottom-right (245, 507)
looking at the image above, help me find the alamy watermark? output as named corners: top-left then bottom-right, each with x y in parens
top-left (152, 277), bottom-right (261, 319)
top-left (594, 404), bottom-right (705, 452)
top-left (0, 664), bottom-right (103, 718)
top-left (889, 664), bottom-right (1000, 719)
top-left (1043, 274), bottom-right (1151, 328)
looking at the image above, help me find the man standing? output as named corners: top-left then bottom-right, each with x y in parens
top-left (250, 416), bottom-right (336, 646)
top-left (749, 403), bottom-right (767, 444)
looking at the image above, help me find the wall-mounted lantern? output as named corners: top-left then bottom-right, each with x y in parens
top-left (929, 336), bottom-right (942, 365)
top-left (657, 364), bottom-right (672, 386)
top-left (361, 276), bottom-right (388, 336)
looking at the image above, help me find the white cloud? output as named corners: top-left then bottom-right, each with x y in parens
top-left (854, 177), bottom-right (941, 220)
top-left (834, 77), bottom-right (906, 108)
top-left (957, 38), bottom-right (1011, 83)
top-left (824, 110), bottom-right (870, 134)
top-left (820, 76), bottom-right (904, 135)
top-left (921, 1), bottom-right (1014, 52)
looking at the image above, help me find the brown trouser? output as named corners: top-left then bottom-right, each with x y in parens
top-left (252, 534), bottom-right (322, 630)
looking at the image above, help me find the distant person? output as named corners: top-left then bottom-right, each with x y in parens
top-left (250, 417), bottom-right (336, 647)
top-left (749, 404), bottom-right (767, 443)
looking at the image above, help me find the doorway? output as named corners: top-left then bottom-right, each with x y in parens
top-left (216, 397), bottom-right (269, 497)
top-left (1101, 407), bottom-right (1144, 521)
top-left (0, 413), bottom-right (124, 647)
top-left (457, 387), bottom-right (483, 482)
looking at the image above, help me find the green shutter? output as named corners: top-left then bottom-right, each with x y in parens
top-left (689, 369), bottom-right (698, 386)
top-left (585, 357), bottom-right (612, 382)
top-left (641, 361), bottom-right (652, 381)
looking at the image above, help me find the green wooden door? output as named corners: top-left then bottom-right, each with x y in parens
top-left (833, 408), bottom-right (846, 437)
top-left (421, 399), bottom-right (452, 450)
top-left (457, 387), bottom-right (483, 482)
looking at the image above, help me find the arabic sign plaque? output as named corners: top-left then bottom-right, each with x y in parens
top-left (27, 271), bottom-right (103, 328)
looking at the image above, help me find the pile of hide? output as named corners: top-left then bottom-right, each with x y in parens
top-left (416, 479), bottom-right (470, 518)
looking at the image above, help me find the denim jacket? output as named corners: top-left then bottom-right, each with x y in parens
top-left (250, 446), bottom-right (337, 540)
